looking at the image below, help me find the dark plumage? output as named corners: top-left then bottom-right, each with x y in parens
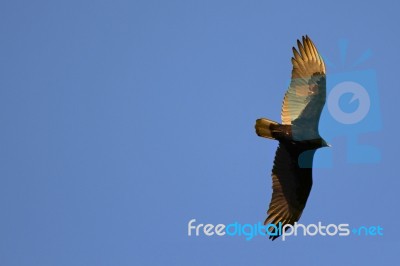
top-left (255, 36), bottom-right (330, 240)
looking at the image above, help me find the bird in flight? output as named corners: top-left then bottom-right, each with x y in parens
top-left (255, 36), bottom-right (330, 240)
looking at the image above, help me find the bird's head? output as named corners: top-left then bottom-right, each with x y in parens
top-left (321, 139), bottom-right (331, 148)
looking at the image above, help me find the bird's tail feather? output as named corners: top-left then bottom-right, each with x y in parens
top-left (255, 118), bottom-right (280, 139)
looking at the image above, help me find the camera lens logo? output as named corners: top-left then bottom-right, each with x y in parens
top-left (328, 81), bottom-right (371, 125)
top-left (311, 39), bottom-right (382, 167)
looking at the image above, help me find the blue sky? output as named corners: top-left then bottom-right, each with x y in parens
top-left (0, 0), bottom-right (399, 265)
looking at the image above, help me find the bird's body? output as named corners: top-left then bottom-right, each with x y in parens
top-left (255, 36), bottom-right (329, 240)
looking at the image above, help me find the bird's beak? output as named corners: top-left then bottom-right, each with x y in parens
top-left (327, 143), bottom-right (332, 147)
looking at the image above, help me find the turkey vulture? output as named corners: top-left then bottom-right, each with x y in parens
top-left (255, 36), bottom-right (330, 240)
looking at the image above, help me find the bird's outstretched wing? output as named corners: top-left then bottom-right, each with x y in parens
top-left (281, 36), bottom-right (326, 140)
top-left (264, 144), bottom-right (315, 240)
